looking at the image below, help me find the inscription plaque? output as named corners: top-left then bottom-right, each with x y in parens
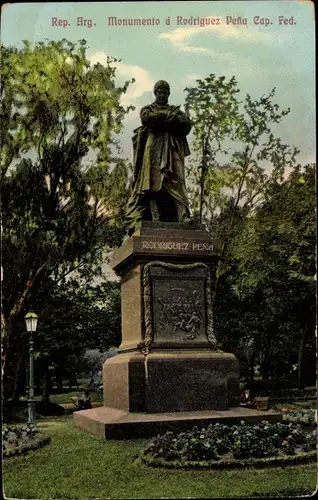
top-left (110, 223), bottom-right (220, 275)
top-left (130, 236), bottom-right (219, 262)
top-left (141, 240), bottom-right (214, 252)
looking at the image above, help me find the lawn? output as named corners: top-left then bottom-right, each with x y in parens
top-left (271, 399), bottom-right (316, 411)
top-left (19, 389), bottom-right (103, 406)
top-left (3, 416), bottom-right (317, 499)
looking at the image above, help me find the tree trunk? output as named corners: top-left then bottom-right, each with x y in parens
top-left (41, 365), bottom-right (52, 404)
top-left (1, 312), bottom-right (7, 379)
top-left (55, 369), bottom-right (63, 390)
top-left (1, 315), bottom-right (12, 375)
top-left (260, 348), bottom-right (270, 380)
top-left (2, 264), bottom-right (47, 372)
top-left (68, 372), bottom-right (79, 390)
top-left (247, 352), bottom-right (255, 383)
top-left (10, 347), bottom-right (25, 403)
top-left (297, 329), bottom-right (308, 389)
top-left (259, 331), bottom-right (271, 381)
top-left (2, 320), bottom-right (22, 402)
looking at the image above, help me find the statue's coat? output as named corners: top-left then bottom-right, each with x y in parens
top-left (126, 102), bottom-right (191, 226)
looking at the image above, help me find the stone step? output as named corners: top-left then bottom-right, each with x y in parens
top-left (73, 406), bottom-right (282, 440)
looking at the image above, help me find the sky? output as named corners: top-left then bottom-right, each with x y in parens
top-left (1, 1), bottom-right (316, 166)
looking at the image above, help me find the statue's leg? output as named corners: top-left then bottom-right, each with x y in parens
top-left (156, 187), bottom-right (178, 222)
top-left (175, 200), bottom-right (188, 222)
top-left (149, 197), bottom-right (160, 221)
top-left (127, 194), bottom-right (153, 235)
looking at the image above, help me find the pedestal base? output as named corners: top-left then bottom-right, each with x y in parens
top-left (73, 223), bottom-right (265, 441)
top-left (73, 406), bottom-right (282, 440)
top-left (103, 350), bottom-right (240, 413)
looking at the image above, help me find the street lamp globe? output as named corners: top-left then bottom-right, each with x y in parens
top-left (25, 312), bottom-right (38, 333)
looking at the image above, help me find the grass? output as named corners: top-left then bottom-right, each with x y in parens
top-left (270, 399), bottom-right (317, 412)
top-left (19, 390), bottom-right (103, 406)
top-left (51, 390), bottom-right (103, 405)
top-left (3, 416), bottom-right (317, 499)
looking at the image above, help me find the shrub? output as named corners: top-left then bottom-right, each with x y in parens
top-left (282, 409), bottom-right (316, 426)
top-left (269, 388), bottom-right (317, 400)
top-left (2, 424), bottom-right (50, 457)
top-left (141, 420), bottom-right (317, 465)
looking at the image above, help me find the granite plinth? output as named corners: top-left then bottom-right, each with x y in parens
top-left (74, 222), bottom-right (248, 442)
top-left (118, 260), bottom-right (219, 353)
top-left (110, 222), bottom-right (220, 275)
top-left (113, 223), bottom-right (221, 353)
top-left (103, 350), bottom-right (240, 413)
top-left (119, 266), bottom-right (144, 352)
top-left (73, 406), bottom-right (282, 440)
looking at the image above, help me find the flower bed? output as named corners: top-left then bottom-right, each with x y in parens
top-left (139, 420), bottom-right (317, 469)
top-left (282, 409), bottom-right (316, 426)
top-left (3, 424), bottom-right (50, 458)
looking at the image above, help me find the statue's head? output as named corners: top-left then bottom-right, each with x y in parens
top-left (154, 80), bottom-right (170, 105)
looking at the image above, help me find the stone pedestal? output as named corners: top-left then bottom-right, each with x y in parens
top-left (104, 222), bottom-right (240, 412)
top-left (103, 350), bottom-right (239, 413)
top-left (110, 222), bottom-right (221, 353)
top-left (73, 223), bottom-right (280, 438)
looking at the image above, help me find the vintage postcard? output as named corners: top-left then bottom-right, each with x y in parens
top-left (1, 1), bottom-right (316, 499)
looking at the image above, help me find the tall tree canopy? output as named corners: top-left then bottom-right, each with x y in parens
top-left (1, 39), bottom-right (132, 389)
top-left (184, 74), bottom-right (299, 282)
top-left (230, 163), bottom-right (316, 385)
top-left (184, 75), bottom-right (315, 385)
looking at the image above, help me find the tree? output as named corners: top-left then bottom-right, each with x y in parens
top-left (232, 163), bottom-right (316, 385)
top-left (184, 75), bottom-right (240, 221)
top-left (33, 278), bottom-right (121, 401)
top-left (184, 76), bottom-right (314, 387)
top-left (184, 76), bottom-right (299, 263)
top-left (4, 276), bottom-right (121, 402)
top-left (1, 39), bottom-right (133, 396)
top-left (185, 74), bottom-right (299, 294)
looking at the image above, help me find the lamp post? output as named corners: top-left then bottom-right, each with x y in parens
top-left (25, 312), bottom-right (38, 426)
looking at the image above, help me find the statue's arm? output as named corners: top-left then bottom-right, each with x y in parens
top-left (177, 110), bottom-right (192, 135)
top-left (166, 108), bottom-right (191, 135)
top-left (140, 106), bottom-right (167, 127)
top-left (140, 105), bottom-right (191, 135)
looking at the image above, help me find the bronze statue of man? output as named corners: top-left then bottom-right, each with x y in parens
top-left (126, 80), bottom-right (192, 231)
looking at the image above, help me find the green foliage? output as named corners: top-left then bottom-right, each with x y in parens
top-left (184, 80), bottom-right (309, 385)
top-left (1, 39), bottom-right (132, 383)
top-left (185, 74), bottom-right (240, 163)
top-left (233, 164), bottom-right (315, 295)
top-left (184, 72), bottom-right (314, 383)
top-left (184, 75), bottom-right (299, 223)
top-left (1, 39), bottom-right (131, 289)
top-left (270, 388), bottom-right (317, 401)
top-left (30, 278), bottom-right (121, 380)
top-left (185, 75), bottom-right (240, 220)
top-left (1, 39), bottom-right (133, 177)
top-left (141, 421), bottom-right (317, 464)
top-left (282, 410), bottom-right (316, 426)
top-left (226, 164), bottom-right (316, 382)
top-left (2, 424), bottom-right (50, 457)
